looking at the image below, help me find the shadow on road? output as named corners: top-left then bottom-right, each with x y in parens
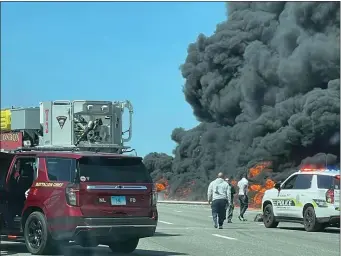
top-left (278, 227), bottom-right (340, 234)
top-left (0, 243), bottom-right (188, 256)
top-left (154, 232), bottom-right (182, 237)
top-left (0, 243), bottom-right (27, 255)
top-left (62, 246), bottom-right (188, 256)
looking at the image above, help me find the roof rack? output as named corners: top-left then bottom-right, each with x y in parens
top-left (13, 144), bottom-right (130, 153)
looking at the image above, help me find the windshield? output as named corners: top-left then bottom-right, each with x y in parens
top-left (78, 156), bottom-right (152, 183)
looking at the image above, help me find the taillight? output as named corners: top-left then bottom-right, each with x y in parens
top-left (326, 189), bottom-right (334, 204)
top-left (66, 184), bottom-right (80, 206)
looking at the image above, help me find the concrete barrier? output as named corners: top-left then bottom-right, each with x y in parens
top-left (158, 200), bottom-right (207, 205)
top-left (157, 200), bottom-right (262, 211)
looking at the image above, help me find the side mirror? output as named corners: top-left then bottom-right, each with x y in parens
top-left (274, 183), bottom-right (281, 190)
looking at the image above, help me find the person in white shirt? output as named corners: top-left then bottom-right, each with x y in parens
top-left (237, 173), bottom-right (249, 221)
top-left (207, 172), bottom-right (231, 229)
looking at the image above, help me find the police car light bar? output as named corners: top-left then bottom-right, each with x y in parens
top-left (300, 168), bottom-right (324, 172)
top-left (300, 168), bottom-right (340, 172)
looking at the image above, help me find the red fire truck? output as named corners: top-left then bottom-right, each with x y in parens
top-left (0, 100), bottom-right (158, 255)
top-left (0, 109), bottom-right (24, 151)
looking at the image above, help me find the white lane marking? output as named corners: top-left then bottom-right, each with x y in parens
top-left (212, 234), bottom-right (237, 240)
top-left (159, 220), bottom-right (174, 225)
top-left (175, 210), bottom-right (183, 213)
top-left (258, 224), bottom-right (264, 226)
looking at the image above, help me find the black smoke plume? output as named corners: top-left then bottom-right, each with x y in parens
top-left (144, 2), bottom-right (340, 200)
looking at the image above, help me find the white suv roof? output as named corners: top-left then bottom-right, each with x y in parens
top-left (294, 168), bottom-right (340, 177)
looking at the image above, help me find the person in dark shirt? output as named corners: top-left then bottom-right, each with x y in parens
top-left (225, 178), bottom-right (236, 223)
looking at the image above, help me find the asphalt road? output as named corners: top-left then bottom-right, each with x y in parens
top-left (1, 204), bottom-right (339, 256)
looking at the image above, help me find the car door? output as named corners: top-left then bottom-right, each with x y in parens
top-left (275, 174), bottom-right (298, 217)
top-left (290, 174), bottom-right (313, 218)
top-left (6, 156), bottom-right (38, 211)
top-left (0, 152), bottom-right (15, 192)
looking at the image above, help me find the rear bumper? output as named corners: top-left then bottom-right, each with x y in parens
top-left (317, 215), bottom-right (340, 225)
top-left (315, 205), bottom-right (340, 225)
top-left (50, 217), bottom-right (157, 241)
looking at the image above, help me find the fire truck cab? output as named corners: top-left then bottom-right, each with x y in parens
top-left (0, 100), bottom-right (158, 255)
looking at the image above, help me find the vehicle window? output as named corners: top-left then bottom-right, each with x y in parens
top-left (10, 158), bottom-right (36, 179)
top-left (46, 158), bottom-right (75, 182)
top-left (7, 157), bottom-right (36, 193)
top-left (317, 175), bottom-right (340, 190)
top-left (78, 157), bottom-right (152, 183)
top-left (0, 154), bottom-right (13, 188)
top-left (282, 175), bottom-right (297, 189)
top-left (293, 174), bottom-right (313, 189)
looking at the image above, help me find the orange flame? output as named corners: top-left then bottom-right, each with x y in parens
top-left (250, 184), bottom-right (262, 191)
top-left (155, 178), bottom-right (169, 193)
top-left (246, 162), bottom-right (276, 208)
top-left (253, 192), bottom-right (264, 206)
top-left (248, 161), bottom-right (272, 178)
top-left (156, 161), bottom-right (277, 207)
top-left (259, 187), bottom-right (267, 193)
top-left (156, 183), bottom-right (166, 192)
top-left (265, 178), bottom-right (275, 189)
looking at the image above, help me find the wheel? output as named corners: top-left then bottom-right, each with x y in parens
top-left (24, 211), bottom-right (56, 255)
top-left (108, 238), bottom-right (139, 253)
top-left (263, 204), bottom-right (279, 228)
top-left (303, 206), bottom-right (322, 232)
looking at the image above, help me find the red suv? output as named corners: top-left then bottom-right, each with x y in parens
top-left (0, 151), bottom-right (158, 255)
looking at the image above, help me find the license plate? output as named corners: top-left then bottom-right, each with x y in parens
top-left (111, 196), bottom-right (126, 205)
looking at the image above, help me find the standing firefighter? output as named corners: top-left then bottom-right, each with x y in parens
top-left (237, 173), bottom-right (249, 221)
top-left (207, 172), bottom-right (231, 229)
top-left (225, 178), bottom-right (236, 223)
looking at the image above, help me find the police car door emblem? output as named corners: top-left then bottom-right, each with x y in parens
top-left (56, 116), bottom-right (67, 129)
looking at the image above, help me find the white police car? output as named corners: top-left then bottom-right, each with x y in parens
top-left (261, 168), bottom-right (340, 232)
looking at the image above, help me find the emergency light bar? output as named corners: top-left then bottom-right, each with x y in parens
top-left (300, 168), bottom-right (340, 172)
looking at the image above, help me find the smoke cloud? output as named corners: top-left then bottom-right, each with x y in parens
top-left (144, 2), bottom-right (340, 200)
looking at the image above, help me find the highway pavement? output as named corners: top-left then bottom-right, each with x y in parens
top-left (1, 203), bottom-right (339, 256)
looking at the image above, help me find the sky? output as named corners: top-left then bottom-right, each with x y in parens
top-left (1, 2), bottom-right (226, 157)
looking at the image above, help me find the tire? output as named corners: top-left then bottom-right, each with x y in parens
top-left (303, 206), bottom-right (322, 232)
top-left (24, 211), bottom-right (56, 255)
top-left (109, 238), bottom-right (139, 253)
top-left (263, 204), bottom-right (279, 228)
